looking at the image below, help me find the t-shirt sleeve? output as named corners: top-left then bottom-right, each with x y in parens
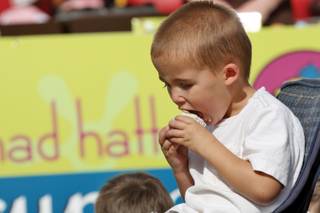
top-left (243, 107), bottom-right (292, 186)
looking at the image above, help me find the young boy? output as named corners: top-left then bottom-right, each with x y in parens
top-left (95, 172), bottom-right (173, 213)
top-left (151, 1), bottom-right (305, 212)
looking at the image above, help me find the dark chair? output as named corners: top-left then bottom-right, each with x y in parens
top-left (273, 78), bottom-right (320, 213)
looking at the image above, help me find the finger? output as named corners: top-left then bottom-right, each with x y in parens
top-left (171, 143), bottom-right (180, 151)
top-left (159, 126), bottom-right (169, 145)
top-left (162, 140), bottom-right (173, 151)
top-left (159, 126), bottom-right (169, 135)
top-left (166, 128), bottom-right (184, 138)
top-left (167, 143), bottom-right (179, 155)
top-left (170, 137), bottom-right (185, 144)
top-left (168, 119), bottom-right (187, 130)
top-left (162, 140), bottom-right (175, 157)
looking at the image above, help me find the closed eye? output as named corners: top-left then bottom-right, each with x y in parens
top-left (179, 82), bottom-right (193, 90)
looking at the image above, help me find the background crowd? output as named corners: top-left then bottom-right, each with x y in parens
top-left (0, 0), bottom-right (320, 27)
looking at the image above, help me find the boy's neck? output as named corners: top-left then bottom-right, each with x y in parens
top-left (224, 81), bottom-right (255, 118)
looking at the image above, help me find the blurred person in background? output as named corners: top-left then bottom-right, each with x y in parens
top-left (0, 0), bottom-right (52, 25)
top-left (212, 0), bottom-right (320, 25)
top-left (292, 0), bottom-right (320, 22)
top-left (203, 0), bottom-right (293, 25)
top-left (310, 0), bottom-right (320, 16)
top-left (55, 0), bottom-right (104, 12)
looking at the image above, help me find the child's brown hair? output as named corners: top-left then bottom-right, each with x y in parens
top-left (151, 1), bottom-right (252, 79)
top-left (95, 172), bottom-right (173, 213)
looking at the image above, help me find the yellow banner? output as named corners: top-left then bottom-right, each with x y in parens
top-left (0, 24), bottom-right (319, 177)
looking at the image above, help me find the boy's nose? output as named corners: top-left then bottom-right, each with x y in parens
top-left (170, 90), bottom-right (186, 107)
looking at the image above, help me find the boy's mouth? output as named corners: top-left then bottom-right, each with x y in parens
top-left (186, 110), bottom-right (204, 120)
top-left (185, 109), bottom-right (213, 124)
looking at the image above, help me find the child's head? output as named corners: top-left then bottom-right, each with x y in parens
top-left (151, 1), bottom-right (251, 79)
top-left (95, 172), bottom-right (174, 213)
top-left (151, 1), bottom-right (253, 124)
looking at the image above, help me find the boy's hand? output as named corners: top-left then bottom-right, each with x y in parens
top-left (166, 115), bottom-right (213, 154)
top-left (159, 126), bottom-right (189, 173)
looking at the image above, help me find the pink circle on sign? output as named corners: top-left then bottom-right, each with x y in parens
top-left (253, 50), bottom-right (320, 94)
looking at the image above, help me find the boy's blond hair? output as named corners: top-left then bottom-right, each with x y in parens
top-left (151, 1), bottom-right (252, 79)
top-left (95, 172), bottom-right (173, 213)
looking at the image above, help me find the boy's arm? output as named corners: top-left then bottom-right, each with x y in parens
top-left (159, 126), bottom-right (194, 199)
top-left (165, 141), bottom-right (194, 199)
top-left (167, 116), bottom-right (283, 205)
top-left (200, 138), bottom-right (283, 205)
top-left (174, 169), bottom-right (194, 199)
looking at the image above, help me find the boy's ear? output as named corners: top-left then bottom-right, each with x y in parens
top-left (222, 63), bottom-right (240, 85)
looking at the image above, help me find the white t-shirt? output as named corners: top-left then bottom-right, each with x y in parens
top-left (167, 87), bottom-right (305, 213)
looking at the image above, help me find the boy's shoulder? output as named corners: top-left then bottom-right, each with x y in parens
top-left (242, 87), bottom-right (300, 127)
top-left (249, 87), bottom-right (290, 113)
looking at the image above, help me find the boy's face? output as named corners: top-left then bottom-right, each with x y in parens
top-left (157, 62), bottom-right (232, 125)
